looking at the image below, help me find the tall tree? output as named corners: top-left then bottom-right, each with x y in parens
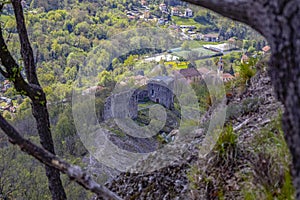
top-left (0, 1), bottom-right (67, 199)
top-left (182, 0), bottom-right (300, 198)
top-left (0, 2), bottom-right (121, 199)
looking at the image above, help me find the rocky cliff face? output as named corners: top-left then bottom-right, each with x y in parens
top-left (97, 69), bottom-right (284, 200)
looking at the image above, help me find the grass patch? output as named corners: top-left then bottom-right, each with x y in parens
top-left (164, 61), bottom-right (189, 70)
top-left (172, 16), bottom-right (200, 27)
top-left (187, 125), bottom-right (242, 199)
top-left (188, 112), bottom-right (294, 199)
top-left (172, 47), bottom-right (219, 59)
top-left (215, 125), bottom-right (238, 158)
top-left (242, 112), bottom-right (294, 200)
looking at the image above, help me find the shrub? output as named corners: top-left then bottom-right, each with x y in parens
top-left (215, 125), bottom-right (238, 159)
top-left (243, 112), bottom-right (294, 199)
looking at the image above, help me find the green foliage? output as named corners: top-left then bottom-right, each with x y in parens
top-left (187, 165), bottom-right (201, 190)
top-left (0, 1), bottom-right (270, 198)
top-left (238, 57), bottom-right (258, 85)
top-left (123, 55), bottom-right (138, 68)
top-left (243, 112), bottom-right (294, 199)
top-left (53, 104), bottom-right (86, 156)
top-left (181, 41), bottom-right (191, 51)
top-left (215, 125), bottom-right (237, 157)
top-left (98, 70), bottom-right (114, 87)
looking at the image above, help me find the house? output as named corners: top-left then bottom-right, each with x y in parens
top-left (198, 67), bottom-right (211, 77)
top-left (143, 10), bottom-right (150, 19)
top-left (147, 76), bottom-right (174, 109)
top-left (222, 73), bottom-right (235, 82)
top-left (262, 45), bottom-right (271, 54)
top-left (194, 33), bottom-right (203, 40)
top-left (179, 25), bottom-right (196, 29)
top-left (228, 37), bottom-right (236, 48)
top-left (203, 33), bottom-right (219, 42)
top-left (159, 3), bottom-right (167, 12)
top-left (203, 43), bottom-right (229, 52)
top-left (127, 15), bottom-right (137, 20)
top-left (241, 53), bottom-right (249, 64)
top-left (140, 0), bottom-right (147, 6)
top-left (184, 8), bottom-right (193, 17)
top-left (157, 18), bottom-right (165, 25)
top-left (168, 25), bottom-right (180, 32)
top-left (179, 67), bottom-right (202, 82)
top-left (171, 7), bottom-right (180, 16)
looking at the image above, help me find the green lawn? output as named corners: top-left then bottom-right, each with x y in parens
top-left (171, 41), bottom-right (223, 51)
top-left (172, 16), bottom-right (200, 27)
top-left (172, 47), bottom-right (218, 59)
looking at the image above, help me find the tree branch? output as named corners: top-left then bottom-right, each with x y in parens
top-left (11, 0), bottom-right (39, 85)
top-left (0, 22), bottom-right (33, 95)
top-left (1, 3), bottom-right (68, 199)
top-left (182, 0), bottom-right (269, 36)
top-left (0, 114), bottom-right (122, 200)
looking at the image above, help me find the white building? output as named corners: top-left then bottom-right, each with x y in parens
top-left (184, 8), bottom-right (193, 17)
top-left (159, 3), bottom-right (167, 12)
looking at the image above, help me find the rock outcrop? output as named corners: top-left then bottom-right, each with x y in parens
top-left (97, 69), bottom-right (283, 200)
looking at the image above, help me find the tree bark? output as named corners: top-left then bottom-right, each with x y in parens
top-left (0, 1), bottom-right (67, 199)
top-left (183, 0), bottom-right (300, 198)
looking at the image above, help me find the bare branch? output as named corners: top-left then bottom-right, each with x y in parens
top-left (11, 0), bottom-right (39, 85)
top-left (0, 114), bottom-right (122, 200)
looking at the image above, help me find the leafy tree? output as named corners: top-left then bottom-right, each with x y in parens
top-left (242, 39), bottom-right (251, 50)
top-left (0, 1), bottom-right (121, 199)
top-left (98, 70), bottom-right (114, 87)
top-left (0, 1), bottom-right (67, 199)
top-left (181, 41), bottom-right (190, 51)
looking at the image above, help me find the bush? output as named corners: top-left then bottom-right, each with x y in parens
top-left (215, 125), bottom-right (238, 158)
top-left (243, 112), bottom-right (294, 199)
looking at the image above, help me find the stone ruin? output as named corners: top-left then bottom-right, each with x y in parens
top-left (103, 89), bottom-right (138, 120)
top-left (103, 76), bottom-right (175, 120)
top-left (147, 76), bottom-right (174, 109)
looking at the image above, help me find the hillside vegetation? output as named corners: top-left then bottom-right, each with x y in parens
top-left (0, 1), bottom-right (281, 199)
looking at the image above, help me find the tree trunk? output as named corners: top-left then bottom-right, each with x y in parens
top-left (0, 1), bottom-right (67, 199)
top-left (182, 0), bottom-right (300, 198)
top-left (32, 97), bottom-right (67, 200)
top-left (267, 8), bottom-right (300, 198)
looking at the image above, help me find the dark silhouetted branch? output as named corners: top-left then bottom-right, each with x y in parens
top-left (11, 0), bottom-right (39, 85)
top-left (0, 114), bottom-right (122, 200)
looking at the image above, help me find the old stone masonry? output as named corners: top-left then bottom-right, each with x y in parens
top-left (103, 76), bottom-right (175, 120)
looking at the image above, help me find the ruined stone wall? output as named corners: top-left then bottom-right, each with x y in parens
top-left (103, 90), bottom-right (138, 120)
top-left (103, 79), bottom-right (175, 121)
top-left (137, 89), bottom-right (149, 102)
top-left (147, 83), bottom-right (174, 109)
